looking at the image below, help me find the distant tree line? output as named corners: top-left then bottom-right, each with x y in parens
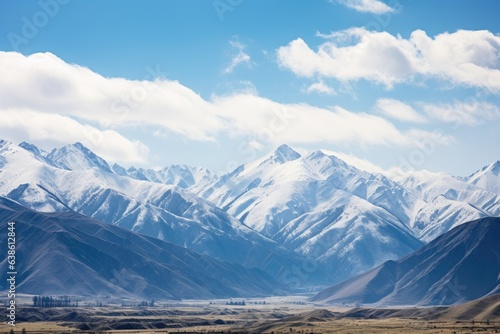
top-left (226, 300), bottom-right (246, 306)
top-left (32, 296), bottom-right (78, 307)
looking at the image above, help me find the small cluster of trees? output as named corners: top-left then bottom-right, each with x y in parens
top-left (226, 300), bottom-right (246, 306)
top-left (138, 299), bottom-right (155, 307)
top-left (32, 296), bottom-right (78, 307)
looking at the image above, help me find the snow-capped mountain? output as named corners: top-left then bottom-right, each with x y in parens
top-left (0, 196), bottom-right (286, 299)
top-left (311, 217), bottom-right (500, 306)
top-left (46, 142), bottom-right (113, 173)
top-left (194, 145), bottom-right (416, 234)
top-left (0, 139), bottom-right (311, 284)
top-left (192, 145), bottom-right (423, 282)
top-left (467, 160), bottom-right (500, 195)
top-left (191, 144), bottom-right (500, 282)
top-left (392, 169), bottom-right (500, 241)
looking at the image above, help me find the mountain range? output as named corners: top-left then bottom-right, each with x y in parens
top-left (0, 139), bottom-right (499, 292)
top-left (0, 139), bottom-right (315, 285)
top-left (311, 217), bottom-right (500, 306)
top-left (192, 144), bottom-right (499, 281)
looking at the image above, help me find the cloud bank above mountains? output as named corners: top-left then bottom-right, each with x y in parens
top-left (0, 49), bottom-right (461, 165)
top-left (0, 22), bottom-right (498, 170)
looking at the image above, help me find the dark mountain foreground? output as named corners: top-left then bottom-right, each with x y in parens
top-left (0, 196), bottom-right (286, 299)
top-left (312, 217), bottom-right (500, 306)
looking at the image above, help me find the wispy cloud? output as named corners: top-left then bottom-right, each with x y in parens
top-left (375, 98), bottom-right (426, 123)
top-left (0, 51), bottom-right (455, 164)
top-left (422, 101), bottom-right (500, 126)
top-left (304, 80), bottom-right (336, 95)
top-left (223, 40), bottom-right (254, 74)
top-left (277, 28), bottom-right (500, 92)
top-left (331, 0), bottom-right (395, 14)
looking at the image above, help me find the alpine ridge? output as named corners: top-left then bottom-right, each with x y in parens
top-left (0, 140), bottom-right (315, 285)
top-left (0, 139), bottom-right (499, 288)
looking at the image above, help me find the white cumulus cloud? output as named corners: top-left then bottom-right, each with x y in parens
top-left (277, 28), bottom-right (500, 92)
top-left (0, 51), bottom-right (456, 165)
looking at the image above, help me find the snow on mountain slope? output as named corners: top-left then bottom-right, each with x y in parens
top-left (0, 140), bottom-right (311, 283)
top-left (18, 142), bottom-right (53, 166)
top-left (112, 163), bottom-right (218, 189)
top-left (412, 195), bottom-right (489, 241)
top-left (392, 169), bottom-right (500, 238)
top-left (393, 169), bottom-right (500, 211)
top-left (467, 160), bottom-right (500, 195)
top-left (273, 190), bottom-right (423, 283)
top-left (0, 196), bottom-right (286, 299)
top-left (195, 145), bottom-right (416, 236)
top-left (0, 139), bottom-right (67, 212)
top-left (42, 142), bottom-right (218, 190)
top-left (47, 142), bottom-right (113, 173)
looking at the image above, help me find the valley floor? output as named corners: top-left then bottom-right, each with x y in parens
top-left (1, 298), bottom-right (499, 334)
top-left (2, 318), bottom-right (499, 334)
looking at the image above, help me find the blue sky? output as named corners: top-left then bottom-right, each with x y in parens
top-left (0, 0), bottom-right (499, 176)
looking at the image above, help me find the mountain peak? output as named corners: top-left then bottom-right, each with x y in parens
top-left (308, 150), bottom-right (327, 160)
top-left (73, 142), bottom-right (87, 151)
top-left (469, 160), bottom-right (500, 177)
top-left (271, 144), bottom-right (301, 163)
top-left (46, 142), bottom-right (112, 173)
top-left (306, 150), bottom-right (350, 171)
top-left (19, 142), bottom-right (43, 156)
top-left (112, 163), bottom-right (128, 176)
top-left (487, 160), bottom-right (500, 175)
